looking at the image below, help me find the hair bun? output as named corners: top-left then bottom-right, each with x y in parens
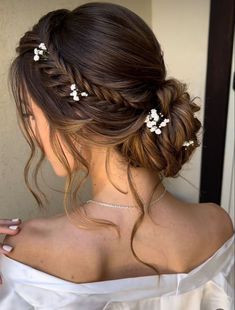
top-left (156, 78), bottom-right (189, 114)
top-left (155, 78), bottom-right (202, 176)
top-left (121, 77), bottom-right (202, 177)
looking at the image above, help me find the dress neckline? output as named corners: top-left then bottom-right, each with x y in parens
top-left (1, 233), bottom-right (234, 287)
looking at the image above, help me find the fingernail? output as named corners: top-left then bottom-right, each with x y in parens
top-left (2, 245), bottom-right (13, 252)
top-left (9, 225), bottom-right (18, 230)
top-left (11, 218), bottom-right (20, 222)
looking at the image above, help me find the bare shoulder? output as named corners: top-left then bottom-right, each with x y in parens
top-left (2, 217), bottom-right (52, 264)
top-left (197, 202), bottom-right (234, 244)
top-left (2, 212), bottom-right (98, 262)
top-left (187, 202), bottom-right (235, 267)
top-left (2, 214), bottom-right (102, 282)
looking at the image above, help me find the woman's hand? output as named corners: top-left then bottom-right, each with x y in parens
top-left (0, 218), bottom-right (21, 253)
top-left (0, 218), bottom-right (21, 284)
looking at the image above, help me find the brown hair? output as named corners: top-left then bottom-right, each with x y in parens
top-left (8, 2), bottom-right (202, 279)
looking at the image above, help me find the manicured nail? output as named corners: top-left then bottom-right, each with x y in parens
top-left (11, 218), bottom-right (20, 222)
top-left (2, 245), bottom-right (13, 252)
top-left (9, 225), bottom-right (18, 230)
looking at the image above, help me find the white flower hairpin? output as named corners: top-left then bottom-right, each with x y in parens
top-left (182, 113), bottom-right (197, 148)
top-left (33, 42), bottom-right (49, 61)
top-left (33, 43), bottom-right (89, 101)
top-left (145, 108), bottom-right (195, 149)
top-left (70, 83), bottom-right (89, 101)
top-left (183, 140), bottom-right (194, 148)
top-left (144, 108), bottom-right (170, 135)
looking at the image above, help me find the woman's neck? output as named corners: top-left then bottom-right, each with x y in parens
top-left (88, 147), bottom-right (165, 206)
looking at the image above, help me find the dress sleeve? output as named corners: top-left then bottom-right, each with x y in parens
top-left (0, 276), bottom-right (33, 309)
top-left (227, 256), bottom-right (234, 291)
top-left (201, 237), bottom-right (235, 310)
top-left (0, 257), bottom-right (33, 309)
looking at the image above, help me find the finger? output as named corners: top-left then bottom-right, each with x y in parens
top-left (0, 225), bottom-right (21, 235)
top-left (0, 218), bottom-right (21, 225)
top-left (0, 243), bottom-right (13, 254)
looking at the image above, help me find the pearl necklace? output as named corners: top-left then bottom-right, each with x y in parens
top-left (85, 188), bottom-right (167, 209)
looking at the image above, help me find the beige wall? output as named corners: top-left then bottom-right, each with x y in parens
top-left (0, 0), bottom-right (152, 233)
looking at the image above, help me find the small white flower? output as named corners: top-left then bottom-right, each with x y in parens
top-left (38, 50), bottom-right (44, 55)
top-left (147, 121), bottom-right (153, 128)
top-left (80, 92), bottom-right (88, 97)
top-left (39, 43), bottom-right (46, 50)
top-left (70, 90), bottom-right (77, 96)
top-left (34, 48), bottom-right (39, 55)
top-left (150, 126), bottom-right (157, 132)
top-left (73, 95), bottom-right (80, 101)
top-left (155, 128), bottom-right (161, 135)
top-left (33, 54), bottom-right (40, 61)
top-left (70, 84), bottom-right (77, 91)
top-left (153, 114), bottom-right (159, 122)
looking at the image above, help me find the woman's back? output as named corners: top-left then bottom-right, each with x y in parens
top-left (2, 196), bottom-right (234, 284)
top-left (0, 198), bottom-right (234, 310)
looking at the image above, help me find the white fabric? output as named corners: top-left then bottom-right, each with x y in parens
top-left (0, 233), bottom-right (234, 310)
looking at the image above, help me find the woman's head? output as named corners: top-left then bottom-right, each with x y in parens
top-left (8, 1), bottom-right (202, 276)
top-left (9, 2), bottom-right (201, 179)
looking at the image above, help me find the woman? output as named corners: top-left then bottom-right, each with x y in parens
top-left (0, 2), bottom-right (234, 309)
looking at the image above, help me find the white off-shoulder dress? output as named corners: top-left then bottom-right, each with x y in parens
top-left (0, 233), bottom-right (234, 310)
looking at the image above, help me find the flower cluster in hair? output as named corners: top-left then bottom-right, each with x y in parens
top-left (33, 43), bottom-right (49, 61)
top-left (144, 108), bottom-right (170, 135)
top-left (33, 42), bottom-right (89, 101)
top-left (144, 108), bottom-right (194, 149)
top-left (70, 84), bottom-right (88, 101)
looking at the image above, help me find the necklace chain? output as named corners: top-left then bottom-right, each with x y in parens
top-left (85, 188), bottom-right (167, 209)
